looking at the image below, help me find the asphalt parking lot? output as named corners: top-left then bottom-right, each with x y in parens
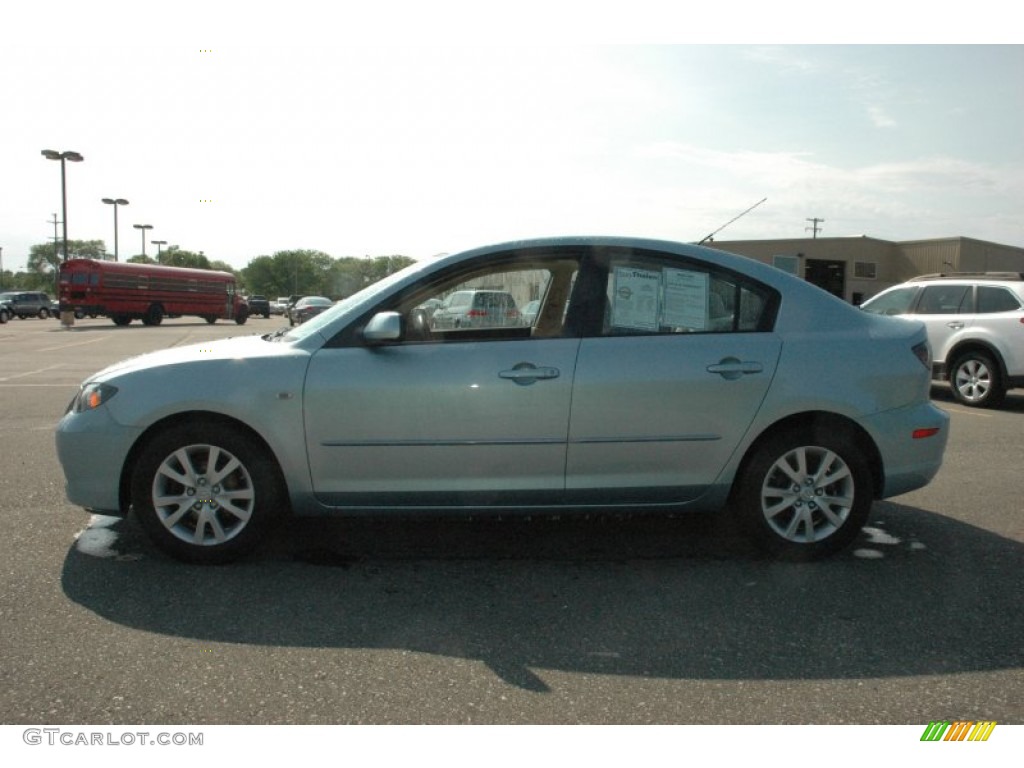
top-left (0, 316), bottom-right (1021, 725)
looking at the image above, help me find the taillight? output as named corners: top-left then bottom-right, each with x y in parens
top-left (912, 341), bottom-right (931, 370)
top-left (913, 427), bottom-right (941, 439)
top-left (467, 309), bottom-right (487, 317)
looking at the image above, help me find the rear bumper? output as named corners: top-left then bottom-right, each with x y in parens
top-left (862, 401), bottom-right (950, 499)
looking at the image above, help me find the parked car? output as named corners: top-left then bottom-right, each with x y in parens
top-left (246, 295), bottom-right (271, 318)
top-left (288, 296), bottom-right (333, 325)
top-left (860, 271), bottom-right (1024, 407)
top-left (271, 297), bottom-right (290, 316)
top-left (56, 236), bottom-right (948, 564)
top-left (430, 289), bottom-right (521, 329)
top-left (521, 299), bottom-right (541, 326)
top-left (0, 291), bottom-right (52, 319)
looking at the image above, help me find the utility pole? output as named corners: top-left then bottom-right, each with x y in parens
top-left (49, 214), bottom-right (62, 263)
top-left (805, 217), bottom-right (825, 238)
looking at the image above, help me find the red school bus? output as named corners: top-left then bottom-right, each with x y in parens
top-left (59, 259), bottom-right (249, 326)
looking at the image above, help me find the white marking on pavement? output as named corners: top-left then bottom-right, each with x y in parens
top-left (0, 364), bottom-right (65, 382)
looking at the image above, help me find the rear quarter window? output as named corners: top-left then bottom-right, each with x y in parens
top-left (977, 286), bottom-right (1022, 313)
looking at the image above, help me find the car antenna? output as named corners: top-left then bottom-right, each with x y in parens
top-left (697, 197), bottom-right (767, 244)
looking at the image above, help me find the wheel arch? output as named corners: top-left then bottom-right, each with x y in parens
top-left (732, 411), bottom-right (884, 500)
top-left (118, 410), bottom-right (291, 515)
top-left (944, 339), bottom-right (1008, 380)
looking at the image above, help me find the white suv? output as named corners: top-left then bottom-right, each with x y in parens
top-left (861, 272), bottom-right (1024, 407)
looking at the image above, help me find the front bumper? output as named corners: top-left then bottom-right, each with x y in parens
top-left (56, 406), bottom-right (143, 514)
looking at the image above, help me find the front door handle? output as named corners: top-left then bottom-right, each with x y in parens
top-left (499, 363), bottom-right (560, 385)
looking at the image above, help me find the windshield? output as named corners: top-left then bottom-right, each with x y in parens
top-left (274, 258), bottom-right (436, 342)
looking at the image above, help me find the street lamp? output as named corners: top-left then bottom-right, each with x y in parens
top-left (41, 149), bottom-right (84, 262)
top-left (152, 240), bottom-right (167, 262)
top-left (133, 224), bottom-right (153, 260)
top-left (101, 198), bottom-right (129, 261)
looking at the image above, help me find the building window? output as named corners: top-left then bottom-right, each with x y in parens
top-left (854, 261), bottom-right (877, 279)
top-left (773, 255), bottom-right (800, 275)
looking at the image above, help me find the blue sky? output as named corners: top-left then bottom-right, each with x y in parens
top-left (2, 5), bottom-right (1021, 272)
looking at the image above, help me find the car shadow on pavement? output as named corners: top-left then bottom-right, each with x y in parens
top-left (60, 503), bottom-right (1023, 693)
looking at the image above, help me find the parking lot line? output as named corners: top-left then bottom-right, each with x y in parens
top-left (0, 364), bottom-right (65, 382)
top-left (37, 335), bottom-right (111, 352)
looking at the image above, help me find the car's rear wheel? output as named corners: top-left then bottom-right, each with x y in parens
top-left (131, 422), bottom-right (285, 564)
top-left (734, 428), bottom-right (872, 560)
top-left (142, 304), bottom-right (164, 326)
top-left (951, 351), bottom-right (1004, 408)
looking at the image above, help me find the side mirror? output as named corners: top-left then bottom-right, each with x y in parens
top-left (363, 311), bottom-right (402, 344)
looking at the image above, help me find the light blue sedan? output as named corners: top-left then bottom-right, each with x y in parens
top-left (57, 237), bottom-right (949, 563)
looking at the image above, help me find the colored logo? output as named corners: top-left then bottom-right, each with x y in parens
top-left (920, 721), bottom-right (996, 741)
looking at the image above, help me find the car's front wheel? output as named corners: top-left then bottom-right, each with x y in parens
top-left (951, 351), bottom-right (1004, 408)
top-left (734, 428), bottom-right (872, 560)
top-left (131, 422), bottom-right (285, 564)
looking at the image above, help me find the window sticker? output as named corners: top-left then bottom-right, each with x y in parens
top-left (663, 268), bottom-right (708, 330)
top-left (611, 267), bottom-right (660, 331)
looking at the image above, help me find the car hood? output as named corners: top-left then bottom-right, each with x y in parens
top-left (86, 333), bottom-right (294, 384)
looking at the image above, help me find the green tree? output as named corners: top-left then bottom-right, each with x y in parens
top-left (209, 260), bottom-right (236, 275)
top-left (28, 239), bottom-right (107, 274)
top-left (241, 250), bottom-right (334, 298)
top-left (159, 246), bottom-right (211, 270)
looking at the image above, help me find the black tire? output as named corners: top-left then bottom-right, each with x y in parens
top-left (204, 315), bottom-right (217, 324)
top-left (733, 427), bottom-right (872, 560)
top-left (234, 309), bottom-right (248, 325)
top-left (131, 422), bottom-right (286, 564)
top-left (950, 351), bottom-right (1005, 408)
top-left (112, 314), bottom-right (132, 326)
top-left (142, 304), bottom-right (164, 326)
top-left (0, 309), bottom-right (7, 324)
top-left (74, 310), bottom-right (85, 320)
top-left (38, 308), bottom-right (50, 319)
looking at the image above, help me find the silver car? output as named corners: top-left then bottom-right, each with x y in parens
top-left (430, 289), bottom-right (521, 329)
top-left (56, 237), bottom-right (949, 564)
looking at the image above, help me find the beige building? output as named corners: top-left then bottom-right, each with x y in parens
top-left (709, 235), bottom-right (1024, 305)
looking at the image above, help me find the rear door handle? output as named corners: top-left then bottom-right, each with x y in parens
top-left (707, 358), bottom-right (763, 380)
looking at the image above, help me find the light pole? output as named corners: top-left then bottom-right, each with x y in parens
top-left (101, 198), bottom-right (129, 261)
top-left (41, 150), bottom-right (84, 261)
top-left (133, 224), bottom-right (153, 260)
top-left (152, 240), bottom-right (167, 262)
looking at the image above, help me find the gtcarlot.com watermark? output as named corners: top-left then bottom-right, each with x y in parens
top-left (23, 728), bottom-right (203, 747)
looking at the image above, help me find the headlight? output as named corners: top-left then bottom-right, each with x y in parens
top-left (70, 382), bottom-right (119, 413)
